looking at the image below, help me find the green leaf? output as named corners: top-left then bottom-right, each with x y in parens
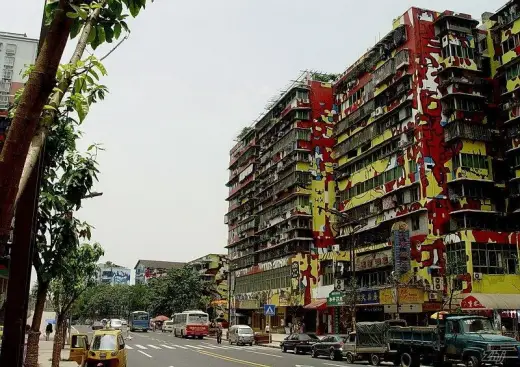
top-left (128, 0), bottom-right (140, 17)
top-left (97, 25), bottom-right (106, 45)
top-left (104, 25), bottom-right (114, 43)
top-left (74, 95), bottom-right (89, 122)
top-left (43, 105), bottom-right (57, 111)
top-left (66, 12), bottom-right (80, 18)
top-left (87, 68), bottom-right (99, 80)
top-left (114, 23), bottom-right (122, 39)
top-left (87, 26), bottom-right (97, 44)
top-left (120, 21), bottom-right (129, 32)
top-left (70, 19), bottom-right (81, 39)
top-left (92, 59), bottom-right (107, 76)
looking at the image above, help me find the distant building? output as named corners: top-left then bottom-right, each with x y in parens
top-left (0, 32), bottom-right (39, 150)
top-left (97, 262), bottom-right (131, 285)
top-left (134, 260), bottom-right (185, 285)
top-left (186, 254), bottom-right (229, 320)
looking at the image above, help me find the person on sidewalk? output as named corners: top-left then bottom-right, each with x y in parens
top-left (45, 323), bottom-right (53, 341)
top-left (216, 324), bottom-right (223, 344)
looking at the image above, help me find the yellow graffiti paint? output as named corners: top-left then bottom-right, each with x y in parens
top-left (459, 140), bottom-right (486, 155)
top-left (311, 179), bottom-right (327, 234)
top-left (506, 77), bottom-right (520, 93)
top-left (296, 161), bottom-right (310, 172)
top-left (442, 56), bottom-right (479, 72)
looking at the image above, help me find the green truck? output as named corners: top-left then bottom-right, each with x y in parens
top-left (387, 315), bottom-right (520, 367)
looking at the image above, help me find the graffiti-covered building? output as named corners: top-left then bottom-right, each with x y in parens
top-left (186, 254), bottom-right (229, 320)
top-left (134, 259), bottom-right (185, 285)
top-left (226, 72), bottom-right (337, 331)
top-left (97, 262), bottom-right (131, 286)
top-left (329, 5), bottom-right (520, 331)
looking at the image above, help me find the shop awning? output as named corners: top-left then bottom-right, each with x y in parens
top-left (304, 299), bottom-right (327, 310)
top-left (460, 294), bottom-right (520, 310)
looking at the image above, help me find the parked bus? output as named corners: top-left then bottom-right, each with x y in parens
top-left (129, 311), bottom-right (149, 332)
top-left (172, 310), bottom-right (209, 339)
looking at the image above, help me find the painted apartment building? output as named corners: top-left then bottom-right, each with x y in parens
top-left (97, 262), bottom-right (131, 285)
top-left (134, 259), bottom-right (185, 285)
top-left (326, 5), bottom-right (520, 332)
top-left (186, 254), bottom-right (229, 320)
top-left (226, 72), bottom-right (337, 331)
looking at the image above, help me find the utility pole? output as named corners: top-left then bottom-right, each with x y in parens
top-left (0, 2), bottom-right (47, 366)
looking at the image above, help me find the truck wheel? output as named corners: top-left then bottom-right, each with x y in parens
top-left (465, 355), bottom-right (479, 367)
top-left (370, 354), bottom-right (381, 366)
top-left (345, 352), bottom-right (355, 364)
top-left (401, 352), bottom-right (419, 367)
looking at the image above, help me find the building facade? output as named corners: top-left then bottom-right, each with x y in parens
top-left (134, 260), bottom-right (185, 285)
top-left (327, 5), bottom-right (520, 332)
top-left (0, 31), bottom-right (38, 312)
top-left (226, 72), bottom-right (337, 331)
top-left (186, 254), bottom-right (229, 320)
top-left (97, 262), bottom-right (131, 285)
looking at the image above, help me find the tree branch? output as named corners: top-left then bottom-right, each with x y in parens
top-left (100, 33), bottom-right (130, 61)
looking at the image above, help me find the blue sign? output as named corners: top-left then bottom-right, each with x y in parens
top-left (45, 319), bottom-right (56, 325)
top-left (264, 304), bottom-right (276, 316)
top-left (359, 290), bottom-right (380, 305)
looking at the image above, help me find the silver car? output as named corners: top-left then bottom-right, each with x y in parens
top-left (228, 325), bottom-right (254, 346)
top-left (109, 319), bottom-right (122, 330)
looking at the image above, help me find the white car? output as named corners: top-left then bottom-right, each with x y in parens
top-left (109, 319), bottom-right (123, 330)
top-left (121, 320), bottom-right (128, 326)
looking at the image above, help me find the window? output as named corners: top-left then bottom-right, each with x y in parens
top-left (502, 33), bottom-right (520, 54)
top-left (505, 63), bottom-right (520, 80)
top-left (3, 69), bottom-right (13, 79)
top-left (4, 56), bottom-right (15, 67)
top-left (295, 110), bottom-right (310, 120)
top-left (91, 335), bottom-right (117, 351)
top-left (296, 90), bottom-right (309, 100)
top-left (409, 160), bottom-right (418, 174)
top-left (411, 216), bottom-right (420, 231)
top-left (410, 187), bottom-right (420, 202)
top-left (472, 243), bottom-right (518, 275)
top-left (446, 241), bottom-right (468, 274)
top-left (444, 43), bottom-right (475, 59)
top-left (479, 38), bottom-right (488, 53)
top-left (322, 262), bottom-right (334, 286)
top-left (234, 266), bottom-right (292, 293)
top-left (343, 165), bottom-right (404, 200)
top-left (459, 153), bottom-right (488, 170)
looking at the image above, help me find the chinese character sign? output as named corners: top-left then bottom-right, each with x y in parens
top-left (359, 290), bottom-right (380, 305)
top-left (391, 221), bottom-right (411, 274)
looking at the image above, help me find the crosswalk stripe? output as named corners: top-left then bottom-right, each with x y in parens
top-left (161, 345), bottom-right (176, 349)
top-left (135, 344), bottom-right (147, 349)
top-left (125, 345), bottom-right (133, 350)
top-left (148, 345), bottom-right (161, 349)
top-left (172, 345), bottom-right (188, 349)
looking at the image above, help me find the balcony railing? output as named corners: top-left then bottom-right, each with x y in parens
top-left (444, 122), bottom-right (492, 143)
top-left (394, 49), bottom-right (410, 70)
top-left (273, 172), bottom-right (312, 195)
top-left (373, 59), bottom-right (395, 86)
top-left (335, 99), bottom-right (375, 137)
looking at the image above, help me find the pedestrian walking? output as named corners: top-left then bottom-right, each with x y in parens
top-left (45, 323), bottom-right (53, 341)
top-left (216, 325), bottom-right (223, 344)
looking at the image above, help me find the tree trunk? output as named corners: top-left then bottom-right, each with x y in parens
top-left (0, 0), bottom-right (73, 245)
top-left (15, 0), bottom-right (108, 208)
top-left (24, 281), bottom-right (49, 367)
top-left (51, 313), bottom-right (65, 367)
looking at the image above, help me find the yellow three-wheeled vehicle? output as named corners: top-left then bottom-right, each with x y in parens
top-left (69, 328), bottom-right (127, 367)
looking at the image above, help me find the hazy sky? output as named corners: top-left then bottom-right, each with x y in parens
top-left (3, 0), bottom-right (503, 269)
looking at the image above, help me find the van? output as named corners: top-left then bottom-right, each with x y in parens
top-left (228, 325), bottom-right (254, 346)
top-left (162, 320), bottom-right (174, 333)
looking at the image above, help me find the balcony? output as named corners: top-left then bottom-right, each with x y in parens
top-left (335, 100), bottom-right (375, 137)
top-left (272, 171), bottom-right (312, 195)
top-left (449, 195), bottom-right (496, 213)
top-left (504, 104), bottom-right (520, 125)
top-left (444, 122), bottom-right (492, 143)
top-left (440, 56), bottom-right (481, 73)
top-left (394, 49), bottom-right (410, 70)
top-left (448, 167), bottom-right (492, 183)
top-left (373, 59), bottom-right (395, 86)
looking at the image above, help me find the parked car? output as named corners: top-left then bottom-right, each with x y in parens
top-left (280, 333), bottom-right (320, 354)
top-left (91, 321), bottom-right (103, 330)
top-left (121, 320), bottom-right (128, 326)
top-left (228, 325), bottom-right (254, 346)
top-left (311, 334), bottom-right (348, 361)
top-left (162, 321), bottom-right (174, 333)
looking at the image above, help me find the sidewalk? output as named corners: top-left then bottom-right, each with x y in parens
top-left (38, 340), bottom-right (77, 367)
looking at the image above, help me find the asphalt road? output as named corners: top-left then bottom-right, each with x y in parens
top-left (74, 326), bottom-right (357, 367)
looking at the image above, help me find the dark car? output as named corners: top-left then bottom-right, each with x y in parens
top-left (280, 333), bottom-right (320, 354)
top-left (91, 321), bottom-right (103, 330)
top-left (311, 334), bottom-right (348, 361)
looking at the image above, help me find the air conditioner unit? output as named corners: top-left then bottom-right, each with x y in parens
top-left (374, 107), bottom-right (383, 116)
top-left (428, 292), bottom-right (438, 301)
top-left (334, 278), bottom-right (345, 292)
top-left (398, 140), bottom-right (405, 148)
top-left (474, 272), bottom-right (483, 280)
top-left (332, 244), bottom-right (340, 252)
top-left (432, 277), bottom-right (444, 291)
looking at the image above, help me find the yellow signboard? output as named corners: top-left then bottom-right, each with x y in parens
top-left (379, 287), bottom-right (424, 305)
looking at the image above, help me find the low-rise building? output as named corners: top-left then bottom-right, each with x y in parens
top-left (134, 260), bottom-right (185, 285)
top-left (97, 262), bottom-right (131, 285)
top-left (186, 254), bottom-right (229, 320)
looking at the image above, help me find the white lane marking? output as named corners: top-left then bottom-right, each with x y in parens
top-left (324, 364), bottom-right (347, 367)
top-left (186, 345), bottom-right (203, 349)
top-left (135, 344), bottom-right (147, 349)
top-left (125, 345), bottom-right (133, 350)
top-left (160, 345), bottom-right (176, 349)
top-left (147, 345), bottom-right (161, 349)
top-left (244, 350), bottom-right (282, 358)
top-left (138, 350), bottom-right (153, 358)
top-left (172, 345), bottom-right (188, 349)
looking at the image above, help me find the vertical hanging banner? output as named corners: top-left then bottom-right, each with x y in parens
top-left (391, 221), bottom-right (411, 274)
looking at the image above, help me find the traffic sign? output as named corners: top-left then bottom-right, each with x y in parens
top-left (264, 304), bottom-right (276, 316)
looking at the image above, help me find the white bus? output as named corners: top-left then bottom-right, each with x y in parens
top-left (172, 310), bottom-right (209, 339)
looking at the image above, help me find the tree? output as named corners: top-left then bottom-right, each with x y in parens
top-left (0, 0), bottom-right (152, 255)
top-left (443, 256), bottom-right (468, 311)
top-left (148, 267), bottom-right (207, 316)
top-left (49, 242), bottom-right (103, 367)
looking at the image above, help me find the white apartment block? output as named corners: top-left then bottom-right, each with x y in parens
top-left (0, 32), bottom-right (38, 113)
